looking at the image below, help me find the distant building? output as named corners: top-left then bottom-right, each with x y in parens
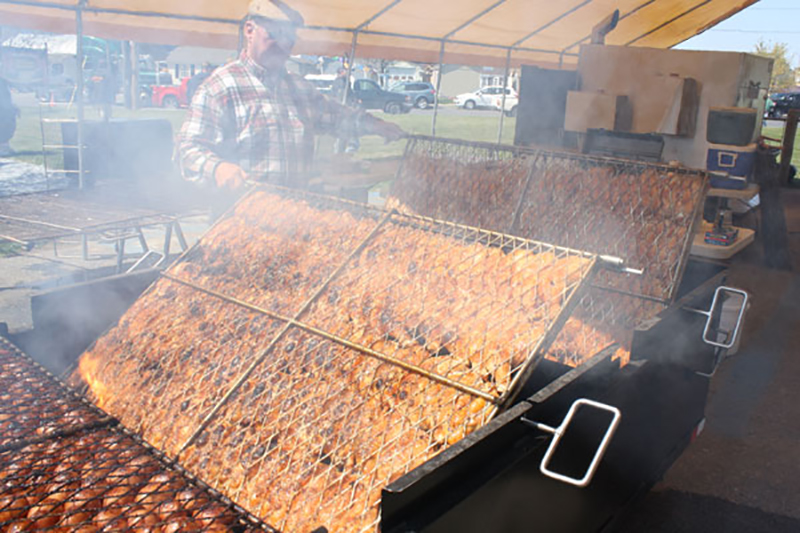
top-left (381, 61), bottom-right (423, 88)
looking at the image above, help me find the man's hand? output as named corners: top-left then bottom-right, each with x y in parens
top-left (371, 119), bottom-right (406, 143)
top-left (215, 162), bottom-right (248, 191)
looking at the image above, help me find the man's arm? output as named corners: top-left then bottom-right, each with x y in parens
top-left (295, 77), bottom-right (405, 142)
top-left (178, 85), bottom-right (241, 188)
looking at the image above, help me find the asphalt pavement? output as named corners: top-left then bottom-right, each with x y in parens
top-left (616, 189), bottom-right (800, 533)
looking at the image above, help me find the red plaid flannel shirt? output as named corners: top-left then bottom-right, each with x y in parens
top-left (178, 55), bottom-right (372, 188)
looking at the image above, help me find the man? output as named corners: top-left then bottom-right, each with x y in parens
top-left (178, 0), bottom-right (404, 191)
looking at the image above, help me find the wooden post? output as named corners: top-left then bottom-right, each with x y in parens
top-left (779, 109), bottom-right (799, 185)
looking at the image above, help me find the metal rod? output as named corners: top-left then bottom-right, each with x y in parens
top-left (38, 103), bottom-right (50, 191)
top-left (177, 209), bottom-right (395, 457)
top-left (0, 213), bottom-right (81, 232)
top-left (670, 172), bottom-right (711, 302)
top-left (0, 233), bottom-right (30, 247)
top-left (356, 0), bottom-right (405, 31)
top-left (626, 0), bottom-right (712, 46)
top-left (590, 284), bottom-right (669, 305)
top-left (0, 0), bottom-right (579, 59)
top-left (305, 27), bottom-right (581, 57)
top-left (406, 133), bottom-right (706, 176)
top-left (0, 0), bottom-right (242, 24)
top-left (162, 273), bottom-right (497, 403)
top-left (392, 192), bottom-right (614, 262)
top-left (341, 32), bottom-right (359, 106)
top-left (443, 0), bottom-right (508, 40)
top-left (76, 0), bottom-right (86, 190)
top-left (513, 0), bottom-right (594, 47)
top-left (497, 48), bottom-right (513, 144)
top-left (507, 153), bottom-right (540, 234)
top-left (431, 42), bottom-right (445, 137)
top-left (496, 256), bottom-right (601, 414)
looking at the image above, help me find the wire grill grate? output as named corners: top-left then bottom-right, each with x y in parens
top-left (0, 427), bottom-right (271, 532)
top-left (0, 336), bottom-right (272, 532)
top-left (391, 136), bottom-right (708, 366)
top-left (0, 340), bottom-right (107, 450)
top-left (74, 186), bottom-right (604, 532)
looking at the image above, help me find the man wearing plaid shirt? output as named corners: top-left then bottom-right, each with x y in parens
top-left (178, 0), bottom-right (405, 191)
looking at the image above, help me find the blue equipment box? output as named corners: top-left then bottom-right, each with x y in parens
top-left (706, 143), bottom-right (756, 189)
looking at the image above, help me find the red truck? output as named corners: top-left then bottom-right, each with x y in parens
top-left (150, 77), bottom-right (190, 108)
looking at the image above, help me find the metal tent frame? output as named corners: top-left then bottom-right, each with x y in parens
top-left (0, 0), bottom-right (759, 148)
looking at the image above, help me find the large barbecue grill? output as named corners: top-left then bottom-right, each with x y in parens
top-left (2, 137), bottom-right (747, 533)
top-left (67, 186), bottom-right (635, 532)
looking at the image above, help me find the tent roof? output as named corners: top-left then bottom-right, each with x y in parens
top-left (0, 0), bottom-right (760, 68)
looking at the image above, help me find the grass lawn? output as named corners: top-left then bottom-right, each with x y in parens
top-left (9, 102), bottom-right (515, 166)
top-left (762, 126), bottom-right (800, 168)
top-left (11, 103), bottom-right (187, 167)
top-left (8, 100), bottom-right (798, 169)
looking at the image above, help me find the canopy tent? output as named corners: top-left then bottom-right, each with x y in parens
top-left (0, 0), bottom-right (761, 184)
top-left (0, 0), bottom-right (760, 69)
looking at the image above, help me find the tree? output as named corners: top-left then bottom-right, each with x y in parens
top-left (753, 40), bottom-right (797, 93)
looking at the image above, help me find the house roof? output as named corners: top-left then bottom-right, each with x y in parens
top-left (0, 0), bottom-right (759, 69)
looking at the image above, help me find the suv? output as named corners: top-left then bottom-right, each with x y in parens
top-left (350, 79), bottom-right (412, 114)
top-left (454, 86), bottom-right (517, 110)
top-left (390, 81), bottom-right (436, 109)
top-left (769, 92), bottom-right (800, 119)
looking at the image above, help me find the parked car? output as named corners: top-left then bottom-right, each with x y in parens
top-left (390, 81), bottom-right (436, 109)
top-left (454, 86), bottom-right (517, 110)
top-left (350, 79), bottom-right (412, 114)
top-left (491, 93), bottom-right (520, 117)
top-left (768, 92), bottom-right (800, 119)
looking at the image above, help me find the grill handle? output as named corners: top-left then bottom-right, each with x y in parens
top-left (521, 399), bottom-right (622, 488)
top-left (685, 286), bottom-right (749, 350)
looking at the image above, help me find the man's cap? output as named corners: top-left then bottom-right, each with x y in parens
top-left (247, 0), bottom-right (304, 26)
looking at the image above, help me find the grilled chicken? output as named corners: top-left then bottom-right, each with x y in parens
top-left (73, 191), bottom-right (592, 532)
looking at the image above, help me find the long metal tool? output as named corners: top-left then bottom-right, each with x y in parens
top-left (176, 209), bottom-right (395, 457)
top-left (162, 272), bottom-right (497, 403)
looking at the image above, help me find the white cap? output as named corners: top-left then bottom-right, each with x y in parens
top-left (247, 0), bottom-right (304, 26)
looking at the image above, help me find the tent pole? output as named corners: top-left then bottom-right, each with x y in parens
top-left (75, 0), bottom-right (86, 189)
top-left (497, 48), bottom-right (512, 144)
top-left (131, 42), bottom-right (139, 110)
top-left (341, 31), bottom-right (359, 106)
top-left (431, 42), bottom-right (445, 137)
top-left (122, 41), bottom-right (132, 108)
